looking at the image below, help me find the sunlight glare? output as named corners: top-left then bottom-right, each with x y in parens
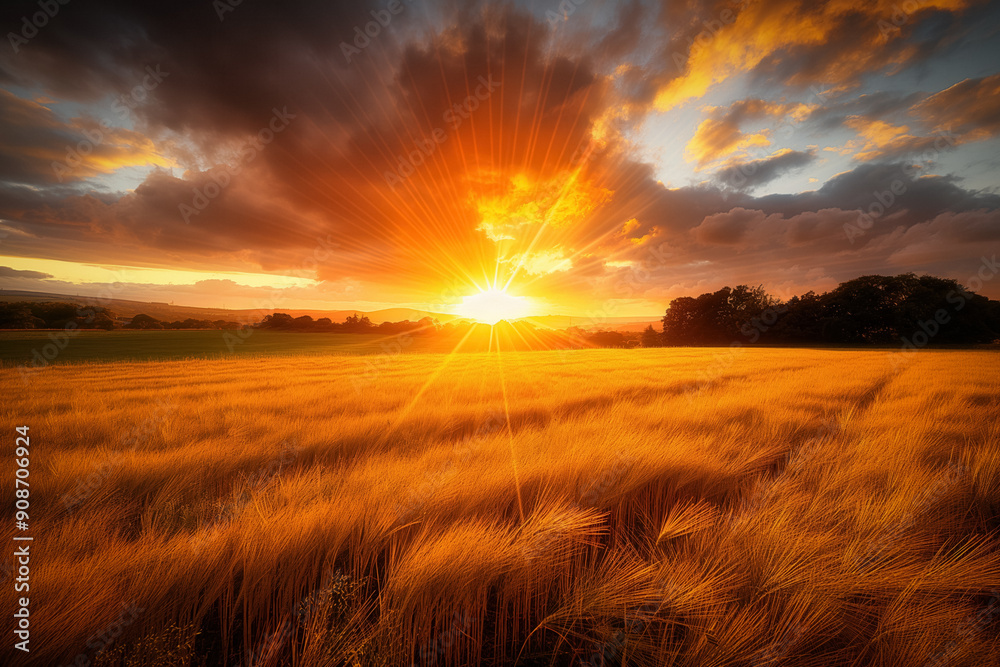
top-left (455, 289), bottom-right (533, 325)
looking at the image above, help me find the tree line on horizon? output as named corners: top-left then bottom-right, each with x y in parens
top-left (647, 273), bottom-right (1000, 347)
top-left (0, 303), bottom-right (443, 335)
top-left (0, 302), bottom-right (250, 331)
top-left (257, 311), bottom-right (437, 334)
top-left (3, 273), bottom-right (998, 347)
top-left (0, 301), bottom-right (118, 330)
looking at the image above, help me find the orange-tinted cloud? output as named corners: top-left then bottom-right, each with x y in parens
top-left (830, 75), bottom-right (1000, 162)
top-left (0, 90), bottom-right (173, 184)
top-left (685, 99), bottom-right (810, 167)
top-left (715, 148), bottom-right (817, 190)
top-left (913, 74), bottom-right (1000, 139)
top-left (0, 266), bottom-right (54, 280)
top-left (655, 0), bottom-right (973, 111)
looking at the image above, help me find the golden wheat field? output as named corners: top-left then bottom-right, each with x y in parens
top-left (3, 348), bottom-right (1000, 667)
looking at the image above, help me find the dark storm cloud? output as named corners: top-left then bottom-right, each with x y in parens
top-left (913, 74), bottom-right (1000, 138)
top-left (612, 160), bottom-right (1000, 252)
top-left (0, 0), bottom-right (393, 132)
top-left (595, 0), bottom-right (647, 61)
top-left (716, 149), bottom-right (816, 190)
top-left (755, 163), bottom-right (1000, 223)
top-left (0, 88), bottom-right (172, 186)
top-left (806, 91), bottom-right (924, 131)
top-left (0, 265), bottom-right (52, 279)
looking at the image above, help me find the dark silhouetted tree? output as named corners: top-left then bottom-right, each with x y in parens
top-left (641, 325), bottom-right (661, 348)
top-left (127, 314), bottom-right (163, 330)
top-left (261, 313), bottom-right (294, 329)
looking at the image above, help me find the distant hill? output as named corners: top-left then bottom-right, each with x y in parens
top-left (0, 290), bottom-right (662, 331)
top-left (0, 290), bottom-right (462, 325)
top-left (525, 314), bottom-right (661, 332)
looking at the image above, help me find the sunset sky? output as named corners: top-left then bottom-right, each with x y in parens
top-left (1, 0), bottom-right (998, 317)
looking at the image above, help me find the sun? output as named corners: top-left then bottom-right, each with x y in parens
top-left (454, 288), bottom-right (534, 325)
